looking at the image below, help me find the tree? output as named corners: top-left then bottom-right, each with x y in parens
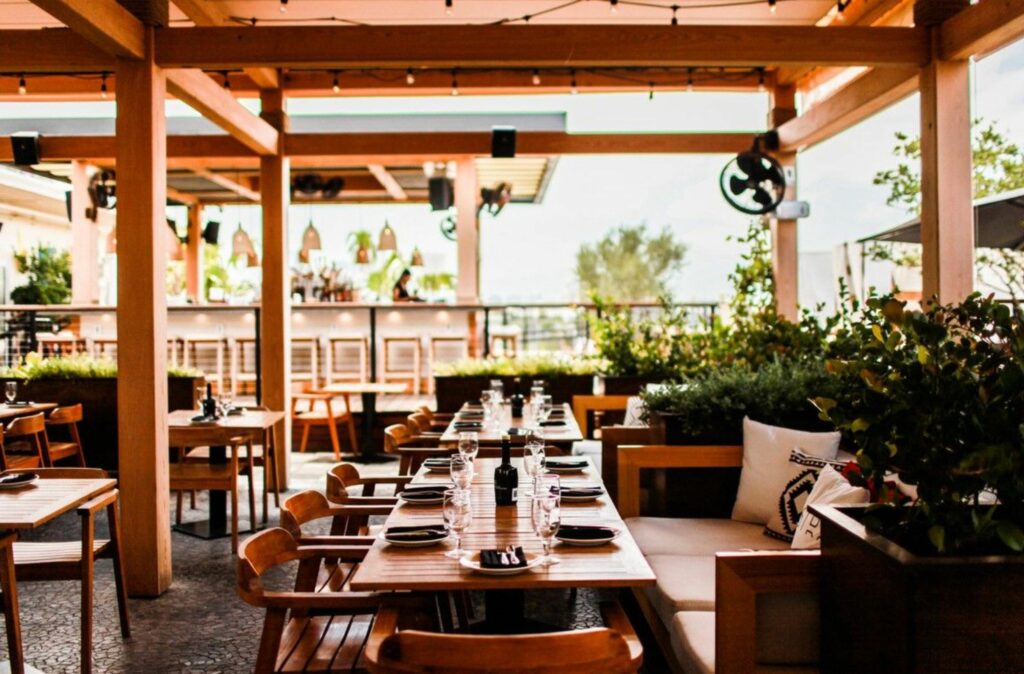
top-left (871, 119), bottom-right (1024, 300)
top-left (10, 246), bottom-right (71, 304)
top-left (575, 224), bottom-right (686, 301)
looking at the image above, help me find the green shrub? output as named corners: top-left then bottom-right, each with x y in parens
top-left (434, 353), bottom-right (597, 378)
top-left (1, 353), bottom-right (203, 381)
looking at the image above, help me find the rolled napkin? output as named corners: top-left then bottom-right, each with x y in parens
top-left (480, 547), bottom-right (527, 569)
top-left (556, 525), bottom-right (617, 540)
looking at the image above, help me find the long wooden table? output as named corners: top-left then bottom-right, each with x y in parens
top-left (438, 403), bottom-right (584, 449)
top-left (168, 409), bottom-right (285, 539)
top-left (349, 456), bottom-right (654, 593)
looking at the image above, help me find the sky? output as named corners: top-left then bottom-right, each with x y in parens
top-left (2, 39), bottom-right (1023, 305)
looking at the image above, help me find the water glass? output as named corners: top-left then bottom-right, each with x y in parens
top-left (522, 429), bottom-right (546, 494)
top-left (531, 493), bottom-right (561, 566)
top-left (450, 454), bottom-right (474, 490)
top-left (443, 489), bottom-right (473, 559)
top-left (4, 381), bottom-right (17, 404)
top-left (533, 473), bottom-right (561, 500)
top-left (538, 394), bottom-right (554, 423)
top-left (457, 432), bottom-right (479, 462)
top-left (489, 379), bottom-right (504, 402)
top-left (217, 392), bottom-right (233, 415)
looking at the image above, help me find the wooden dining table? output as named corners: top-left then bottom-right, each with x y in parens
top-left (349, 455), bottom-right (654, 629)
top-left (167, 409), bottom-right (285, 539)
top-left (438, 403), bottom-right (584, 450)
top-left (0, 402), bottom-right (58, 423)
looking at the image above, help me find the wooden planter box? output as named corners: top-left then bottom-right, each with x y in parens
top-left (813, 505), bottom-right (1024, 673)
top-left (0, 376), bottom-right (203, 472)
top-left (433, 374), bottom-right (595, 413)
top-left (599, 374), bottom-right (670, 396)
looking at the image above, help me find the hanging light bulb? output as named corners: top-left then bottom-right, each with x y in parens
top-left (17, 74), bottom-right (26, 96)
top-left (445, 0), bottom-right (453, 15)
top-left (768, 0), bottom-right (777, 12)
top-left (570, 70), bottom-right (578, 95)
top-left (355, 243), bottom-right (370, 265)
top-left (406, 68), bottom-right (416, 85)
top-left (757, 68), bottom-right (766, 93)
top-left (410, 247), bottom-right (425, 267)
top-left (232, 224), bottom-right (255, 256)
top-left (609, 0), bottom-right (618, 13)
top-left (648, 82), bottom-right (655, 101)
top-left (222, 71), bottom-right (231, 89)
top-left (836, 0), bottom-right (846, 20)
top-left (671, 5), bottom-right (679, 25)
top-left (378, 221), bottom-right (397, 251)
top-left (100, 72), bottom-right (109, 99)
top-left (450, 70), bottom-right (459, 96)
top-left (302, 221), bottom-right (322, 251)
top-left (532, 69), bottom-right (541, 86)
top-left (686, 68), bottom-right (694, 92)
top-left (332, 71), bottom-right (340, 94)
top-left (279, 0), bottom-right (288, 13)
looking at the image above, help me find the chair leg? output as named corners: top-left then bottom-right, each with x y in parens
top-left (175, 490), bottom-right (184, 525)
top-left (246, 442), bottom-right (257, 533)
top-left (326, 419), bottom-right (342, 461)
top-left (345, 415), bottom-right (359, 457)
top-left (190, 490), bottom-right (197, 510)
top-left (0, 542), bottom-right (24, 674)
top-left (231, 484), bottom-right (239, 553)
top-left (255, 609), bottom-right (287, 674)
top-left (80, 511), bottom-right (95, 674)
top-left (106, 502), bottom-right (131, 638)
top-left (299, 424), bottom-right (311, 453)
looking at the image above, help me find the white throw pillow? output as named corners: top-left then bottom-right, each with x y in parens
top-left (763, 449), bottom-right (848, 543)
top-left (791, 465), bottom-right (869, 549)
top-left (731, 417), bottom-right (841, 525)
top-left (622, 396), bottom-right (646, 427)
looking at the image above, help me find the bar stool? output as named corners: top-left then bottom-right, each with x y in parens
top-left (427, 336), bottom-right (469, 394)
top-left (36, 333), bottom-right (86, 357)
top-left (183, 337), bottom-right (227, 393)
top-left (230, 337), bottom-right (258, 397)
top-left (324, 335), bottom-right (369, 385)
top-left (44, 404), bottom-right (87, 466)
top-left (381, 336), bottom-right (422, 394)
top-left (91, 337), bottom-right (118, 361)
top-left (489, 326), bottom-right (520, 357)
top-left (290, 337), bottom-right (320, 389)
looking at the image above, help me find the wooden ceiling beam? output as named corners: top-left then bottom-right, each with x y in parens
top-left (165, 68), bottom-right (279, 155)
top-left (171, 0), bottom-right (279, 89)
top-left (166, 186), bottom-right (199, 205)
top-left (191, 168), bottom-right (260, 201)
top-left (939, 0), bottom-right (1024, 61)
top-left (367, 164), bottom-right (409, 201)
top-left (27, 0), bottom-right (146, 59)
top-left (0, 29), bottom-right (115, 72)
top-left (153, 25), bottom-right (929, 70)
top-left (776, 67), bottom-right (918, 152)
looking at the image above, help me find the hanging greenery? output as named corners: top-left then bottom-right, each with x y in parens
top-left (10, 246), bottom-right (72, 305)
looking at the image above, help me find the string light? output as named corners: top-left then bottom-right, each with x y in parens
top-left (532, 69), bottom-right (541, 86)
top-left (768, 0), bottom-right (776, 13)
top-left (648, 82), bottom-right (655, 101)
top-left (406, 68), bottom-right (416, 85)
top-left (279, 0), bottom-right (288, 13)
top-left (445, 0), bottom-right (453, 15)
top-left (836, 0), bottom-right (847, 20)
top-left (18, 74), bottom-right (27, 96)
top-left (222, 71), bottom-right (231, 89)
top-left (686, 68), bottom-right (694, 92)
top-left (570, 70), bottom-right (578, 95)
top-left (450, 69), bottom-right (459, 96)
top-left (671, 5), bottom-right (679, 25)
top-left (332, 71), bottom-right (340, 94)
top-left (100, 72), bottom-right (109, 99)
top-left (609, 0), bottom-right (618, 13)
top-left (757, 68), bottom-right (766, 93)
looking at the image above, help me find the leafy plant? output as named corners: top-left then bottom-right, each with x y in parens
top-left (642, 359), bottom-right (842, 444)
top-left (0, 353), bottom-right (202, 381)
top-left (415, 272), bottom-right (455, 295)
top-left (10, 246), bottom-right (71, 305)
top-left (814, 293), bottom-right (1024, 555)
top-left (434, 353), bottom-right (598, 377)
top-left (575, 224), bottom-right (687, 301)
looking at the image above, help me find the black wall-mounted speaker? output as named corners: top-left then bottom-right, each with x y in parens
top-left (491, 126), bottom-right (516, 158)
top-left (202, 221), bottom-right (221, 245)
top-left (428, 176), bottom-right (454, 211)
top-left (11, 132), bottom-right (41, 165)
top-left (64, 191), bottom-right (73, 222)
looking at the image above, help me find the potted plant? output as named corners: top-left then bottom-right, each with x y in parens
top-left (0, 353), bottom-right (204, 471)
top-left (432, 354), bottom-right (597, 412)
top-left (811, 294), bottom-right (1024, 672)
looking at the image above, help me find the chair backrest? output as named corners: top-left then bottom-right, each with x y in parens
top-left (407, 413), bottom-right (432, 434)
top-left (8, 467), bottom-right (107, 479)
top-left (236, 527), bottom-right (301, 605)
top-left (326, 463), bottom-right (362, 503)
top-left (6, 412), bottom-right (47, 438)
top-left (47, 403), bottom-right (84, 425)
top-left (279, 490), bottom-right (332, 537)
top-left (371, 627), bottom-right (635, 674)
top-left (417, 406), bottom-right (434, 422)
top-left (384, 424), bottom-right (413, 454)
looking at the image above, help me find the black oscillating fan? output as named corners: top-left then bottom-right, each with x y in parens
top-left (720, 133), bottom-right (786, 215)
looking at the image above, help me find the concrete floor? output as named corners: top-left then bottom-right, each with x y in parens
top-left (0, 454), bottom-right (656, 674)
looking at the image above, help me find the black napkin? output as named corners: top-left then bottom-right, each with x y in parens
top-left (0, 472), bottom-right (37, 486)
top-left (539, 420), bottom-right (566, 427)
top-left (190, 413), bottom-right (216, 423)
top-left (453, 422), bottom-right (482, 430)
top-left (480, 547), bottom-right (527, 569)
top-left (546, 459), bottom-right (588, 468)
top-left (402, 483), bottom-right (454, 494)
top-left (562, 487), bottom-right (604, 498)
top-left (5, 401), bottom-right (32, 408)
top-left (557, 525), bottom-right (616, 540)
top-left (226, 407), bottom-right (246, 416)
top-left (385, 525), bottom-right (448, 542)
top-left (401, 490), bottom-right (446, 500)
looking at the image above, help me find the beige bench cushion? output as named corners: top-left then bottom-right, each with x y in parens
top-left (626, 517), bottom-right (789, 557)
top-left (670, 611), bottom-right (715, 674)
top-left (644, 555), bottom-right (716, 625)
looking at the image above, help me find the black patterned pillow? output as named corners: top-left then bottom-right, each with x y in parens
top-left (764, 449), bottom-right (847, 542)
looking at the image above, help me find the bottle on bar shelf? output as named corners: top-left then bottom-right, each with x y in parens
top-left (494, 434), bottom-right (518, 506)
top-left (510, 376), bottom-right (525, 418)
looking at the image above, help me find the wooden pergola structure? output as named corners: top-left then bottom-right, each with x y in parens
top-left (1, 0), bottom-right (1021, 597)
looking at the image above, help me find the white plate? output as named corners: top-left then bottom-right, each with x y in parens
top-left (378, 529), bottom-right (448, 548)
top-left (0, 474), bottom-right (38, 490)
top-left (459, 550), bottom-right (543, 575)
top-left (545, 464), bottom-right (587, 474)
top-left (399, 493), bottom-right (445, 505)
top-left (556, 527), bottom-right (620, 547)
top-left (423, 463), bottom-right (452, 473)
top-left (560, 491), bottom-right (604, 502)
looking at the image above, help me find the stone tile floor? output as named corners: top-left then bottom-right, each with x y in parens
top-left (0, 454), bottom-right (666, 673)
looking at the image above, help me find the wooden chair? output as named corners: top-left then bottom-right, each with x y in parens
top-left (0, 532), bottom-right (24, 674)
top-left (405, 412), bottom-right (443, 441)
top-left (170, 433), bottom-right (255, 552)
top-left (325, 462), bottom-right (411, 506)
top-left (416, 405), bottom-right (453, 428)
top-left (292, 387), bottom-right (358, 460)
top-left (281, 489), bottom-right (390, 543)
top-left (9, 468), bottom-right (130, 674)
top-left (237, 528), bottom-right (432, 674)
top-left (365, 601), bottom-right (643, 673)
top-left (384, 424), bottom-right (442, 475)
top-left (324, 335), bottom-right (370, 385)
top-left (44, 404), bottom-right (88, 466)
top-left (1, 414), bottom-right (47, 470)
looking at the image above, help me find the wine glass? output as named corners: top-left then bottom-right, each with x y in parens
top-left (450, 454), bottom-right (474, 490)
top-left (443, 489), bottom-right (473, 559)
top-left (533, 473), bottom-right (561, 500)
top-left (538, 394), bottom-right (554, 423)
top-left (458, 432), bottom-right (479, 462)
top-left (522, 429), bottom-right (546, 495)
top-left (4, 381), bottom-right (17, 404)
top-left (217, 391), bottom-right (233, 415)
top-left (489, 379), bottom-right (504, 403)
top-left (531, 493), bottom-right (561, 566)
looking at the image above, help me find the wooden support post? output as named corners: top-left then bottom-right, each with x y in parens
top-left (185, 203), bottom-right (203, 303)
top-left (770, 86), bottom-right (799, 321)
top-left (259, 88), bottom-right (291, 488)
top-left (115, 26), bottom-right (171, 597)
top-left (70, 160), bottom-right (99, 304)
top-left (454, 158), bottom-right (479, 303)
top-left (918, 0), bottom-right (973, 303)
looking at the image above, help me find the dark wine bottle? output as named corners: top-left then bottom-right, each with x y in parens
top-left (494, 434), bottom-right (518, 506)
top-left (510, 377), bottom-right (525, 418)
top-left (203, 382), bottom-right (216, 418)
